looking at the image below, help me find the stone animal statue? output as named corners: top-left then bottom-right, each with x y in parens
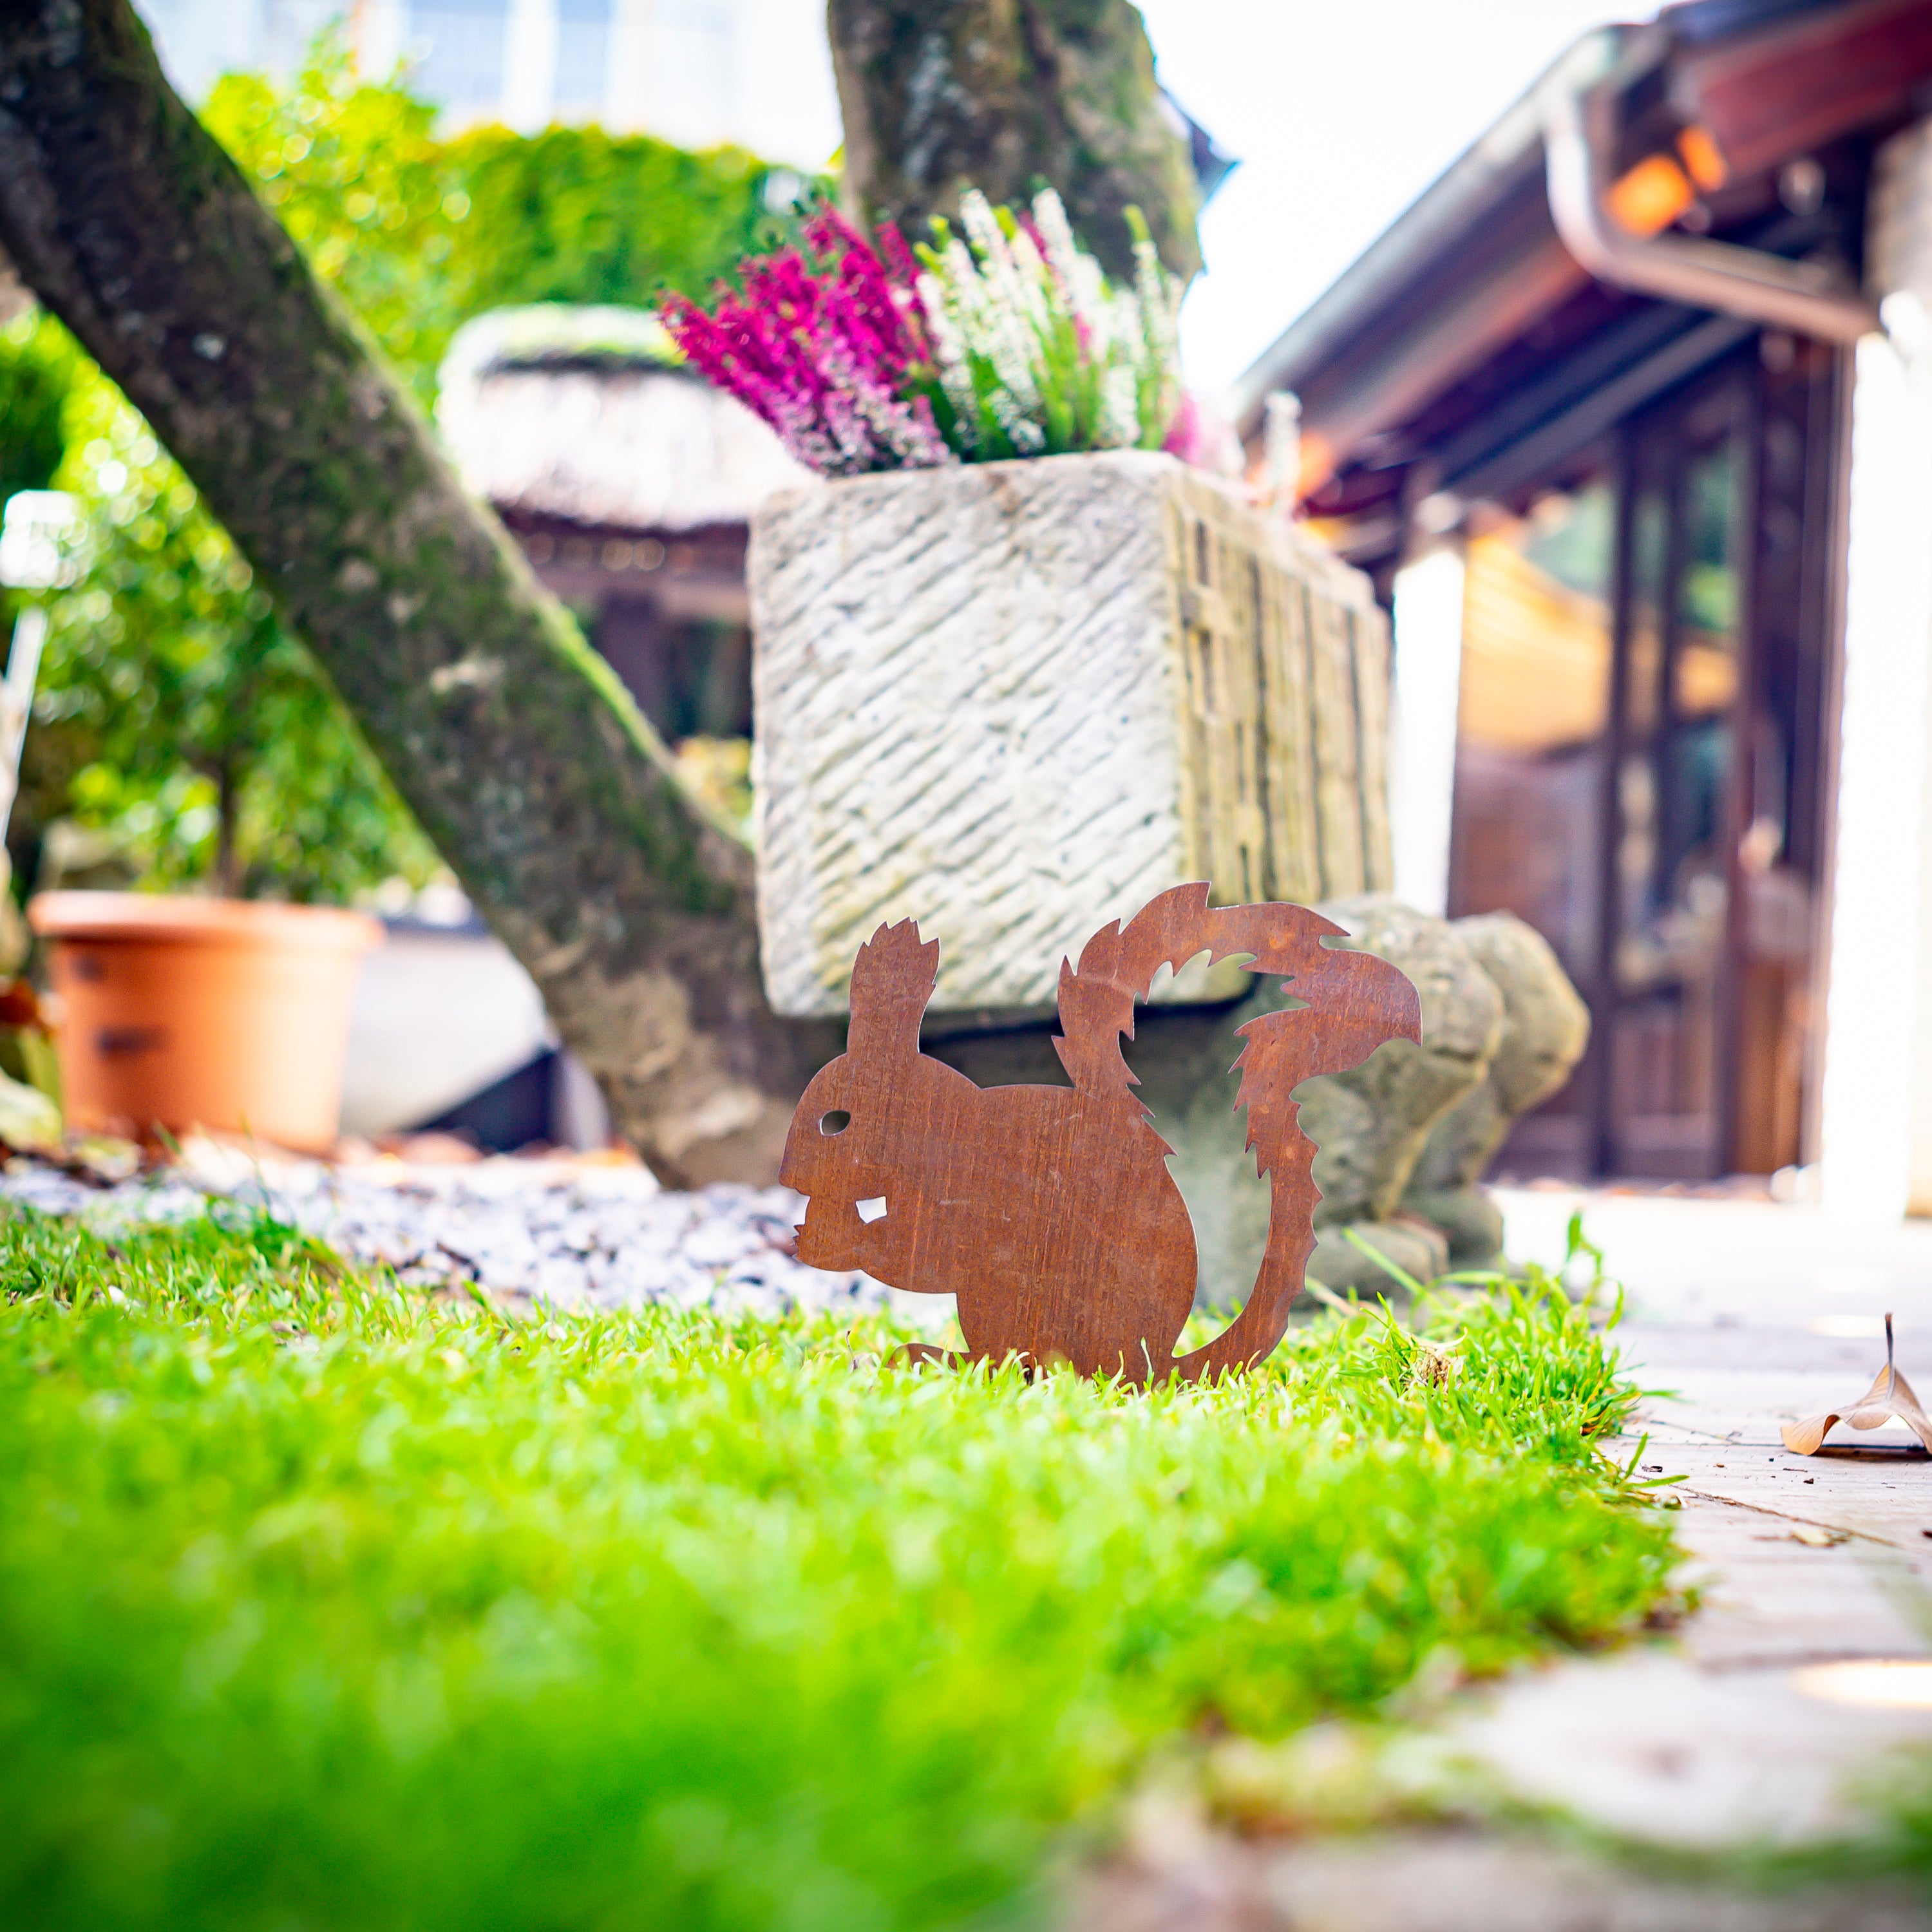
top-left (779, 884), bottom-right (1419, 1382)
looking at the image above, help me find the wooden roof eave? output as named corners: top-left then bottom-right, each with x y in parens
top-left (1244, 0), bottom-right (1932, 507)
top-left (1290, 211), bottom-right (1589, 503)
top-left (1672, 0), bottom-right (1932, 180)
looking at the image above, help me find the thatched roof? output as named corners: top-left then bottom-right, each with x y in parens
top-left (436, 305), bottom-right (814, 534)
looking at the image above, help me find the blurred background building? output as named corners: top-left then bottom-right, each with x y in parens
top-left (108, 0), bottom-right (1932, 1214)
top-left (134, 0), bottom-right (842, 161)
top-left (1233, 0), bottom-right (1932, 1215)
top-left (434, 303), bottom-right (804, 745)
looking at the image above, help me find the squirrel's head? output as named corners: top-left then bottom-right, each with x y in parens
top-left (779, 918), bottom-right (939, 1204)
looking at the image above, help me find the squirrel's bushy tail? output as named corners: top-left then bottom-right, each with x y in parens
top-left (1171, 998), bottom-right (1343, 1383)
top-left (1057, 886), bottom-right (1421, 1383)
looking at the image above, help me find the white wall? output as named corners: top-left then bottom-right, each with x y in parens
top-left (137, 0), bottom-right (267, 97)
top-left (1818, 120), bottom-right (1932, 1220)
top-left (1389, 545), bottom-right (1466, 916)
top-left (704, 0), bottom-right (841, 167)
top-left (339, 925), bottom-right (550, 1134)
top-left (352, 0), bottom-right (841, 162)
top-left (1817, 328), bottom-right (1932, 1219)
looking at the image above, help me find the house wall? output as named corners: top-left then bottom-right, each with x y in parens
top-left (357, 0), bottom-right (840, 160)
top-left (136, 0), bottom-right (336, 96)
top-left (1819, 117), bottom-right (1932, 1219)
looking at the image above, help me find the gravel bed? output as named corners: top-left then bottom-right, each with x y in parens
top-left (0, 1151), bottom-right (897, 1320)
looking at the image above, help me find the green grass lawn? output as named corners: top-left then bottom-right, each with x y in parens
top-left (0, 1204), bottom-right (1678, 1931)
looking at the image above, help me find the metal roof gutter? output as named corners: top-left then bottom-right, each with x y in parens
top-left (1540, 30), bottom-right (1879, 342)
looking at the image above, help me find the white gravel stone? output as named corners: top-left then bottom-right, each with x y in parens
top-left (0, 1151), bottom-right (891, 1321)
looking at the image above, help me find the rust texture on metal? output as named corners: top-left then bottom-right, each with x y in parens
top-left (779, 883), bottom-right (1421, 1382)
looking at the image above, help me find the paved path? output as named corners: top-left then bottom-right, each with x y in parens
top-left (1070, 1189), bottom-right (1932, 1928)
top-left (1472, 1188), bottom-right (1932, 1848)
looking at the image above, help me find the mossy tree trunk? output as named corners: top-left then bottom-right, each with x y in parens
top-left (0, 0), bottom-right (837, 1184)
top-left (827, 0), bottom-right (1200, 283)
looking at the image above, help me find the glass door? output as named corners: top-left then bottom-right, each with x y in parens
top-left (1446, 464), bottom-right (1616, 1174)
top-left (1447, 334), bottom-right (1839, 1182)
top-left (1602, 381), bottom-right (1745, 1179)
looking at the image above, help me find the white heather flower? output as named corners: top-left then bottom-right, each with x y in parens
top-left (916, 183), bottom-right (1182, 459)
top-left (917, 269), bottom-right (981, 444)
top-left (1099, 362), bottom-right (1139, 448)
top-left (1031, 191), bottom-right (1083, 297)
top-left (1004, 223), bottom-right (1054, 336)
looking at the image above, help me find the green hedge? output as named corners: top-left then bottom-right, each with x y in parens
top-left (5, 33), bottom-right (802, 901)
top-left (204, 33), bottom-right (804, 400)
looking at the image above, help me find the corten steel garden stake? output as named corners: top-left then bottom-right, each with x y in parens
top-left (780, 883), bottom-right (1421, 1383)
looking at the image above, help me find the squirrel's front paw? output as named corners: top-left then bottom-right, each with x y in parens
top-left (794, 1195), bottom-right (868, 1271)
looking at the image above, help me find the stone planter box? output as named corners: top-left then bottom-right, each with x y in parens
top-left (750, 451), bottom-right (1394, 1018)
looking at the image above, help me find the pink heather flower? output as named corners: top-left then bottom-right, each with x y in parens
top-left (661, 214), bottom-right (953, 478)
top-left (663, 184), bottom-right (1184, 472)
top-left (1163, 392), bottom-right (1244, 477)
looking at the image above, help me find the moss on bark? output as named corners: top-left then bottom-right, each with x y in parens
top-left (0, 0), bottom-right (837, 1182)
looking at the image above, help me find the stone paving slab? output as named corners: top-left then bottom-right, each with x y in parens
top-left (1640, 1432), bottom-right (1932, 1555)
top-left (1068, 1189), bottom-right (1932, 1925)
top-left (1448, 1640), bottom-right (1927, 1846)
top-left (1441, 1190), bottom-right (1932, 1855)
top-left (1669, 1495), bottom-right (1931, 1671)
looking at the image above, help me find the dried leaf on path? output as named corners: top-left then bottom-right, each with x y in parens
top-left (1781, 1314), bottom-right (1932, 1455)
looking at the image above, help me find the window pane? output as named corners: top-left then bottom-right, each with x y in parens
top-left (1452, 478), bottom-right (1615, 992)
top-left (1608, 407), bottom-right (1740, 1179)
top-left (408, 0), bottom-right (508, 113)
top-left (554, 0), bottom-right (612, 118)
top-left (1676, 440), bottom-right (1739, 719)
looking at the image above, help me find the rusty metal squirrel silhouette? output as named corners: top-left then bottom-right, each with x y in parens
top-left (779, 883), bottom-right (1421, 1382)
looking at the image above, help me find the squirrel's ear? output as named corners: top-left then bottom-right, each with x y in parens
top-left (847, 919), bottom-right (940, 1061)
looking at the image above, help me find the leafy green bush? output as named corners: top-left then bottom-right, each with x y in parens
top-left (203, 46), bottom-right (463, 404)
top-left (0, 1206), bottom-right (1678, 1930)
top-left (28, 346), bottom-right (440, 900)
top-left (12, 34), bottom-right (797, 901)
top-left (446, 124), bottom-right (782, 339)
top-left (0, 309), bottom-right (76, 503)
top-left (203, 34), bottom-right (797, 401)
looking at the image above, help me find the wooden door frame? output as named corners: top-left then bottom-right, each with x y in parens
top-left (1715, 363), bottom-right (1768, 1175)
top-left (1584, 422), bottom-right (1640, 1179)
top-left (1797, 345), bottom-right (1857, 1171)
top-left (1586, 346), bottom-right (1766, 1179)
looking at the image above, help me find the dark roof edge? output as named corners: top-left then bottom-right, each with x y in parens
top-left (1227, 27), bottom-right (1629, 427)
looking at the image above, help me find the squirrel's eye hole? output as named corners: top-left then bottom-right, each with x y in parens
top-left (819, 1109), bottom-right (851, 1135)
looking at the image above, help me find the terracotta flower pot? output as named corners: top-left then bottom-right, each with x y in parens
top-left (28, 893), bottom-right (383, 1153)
